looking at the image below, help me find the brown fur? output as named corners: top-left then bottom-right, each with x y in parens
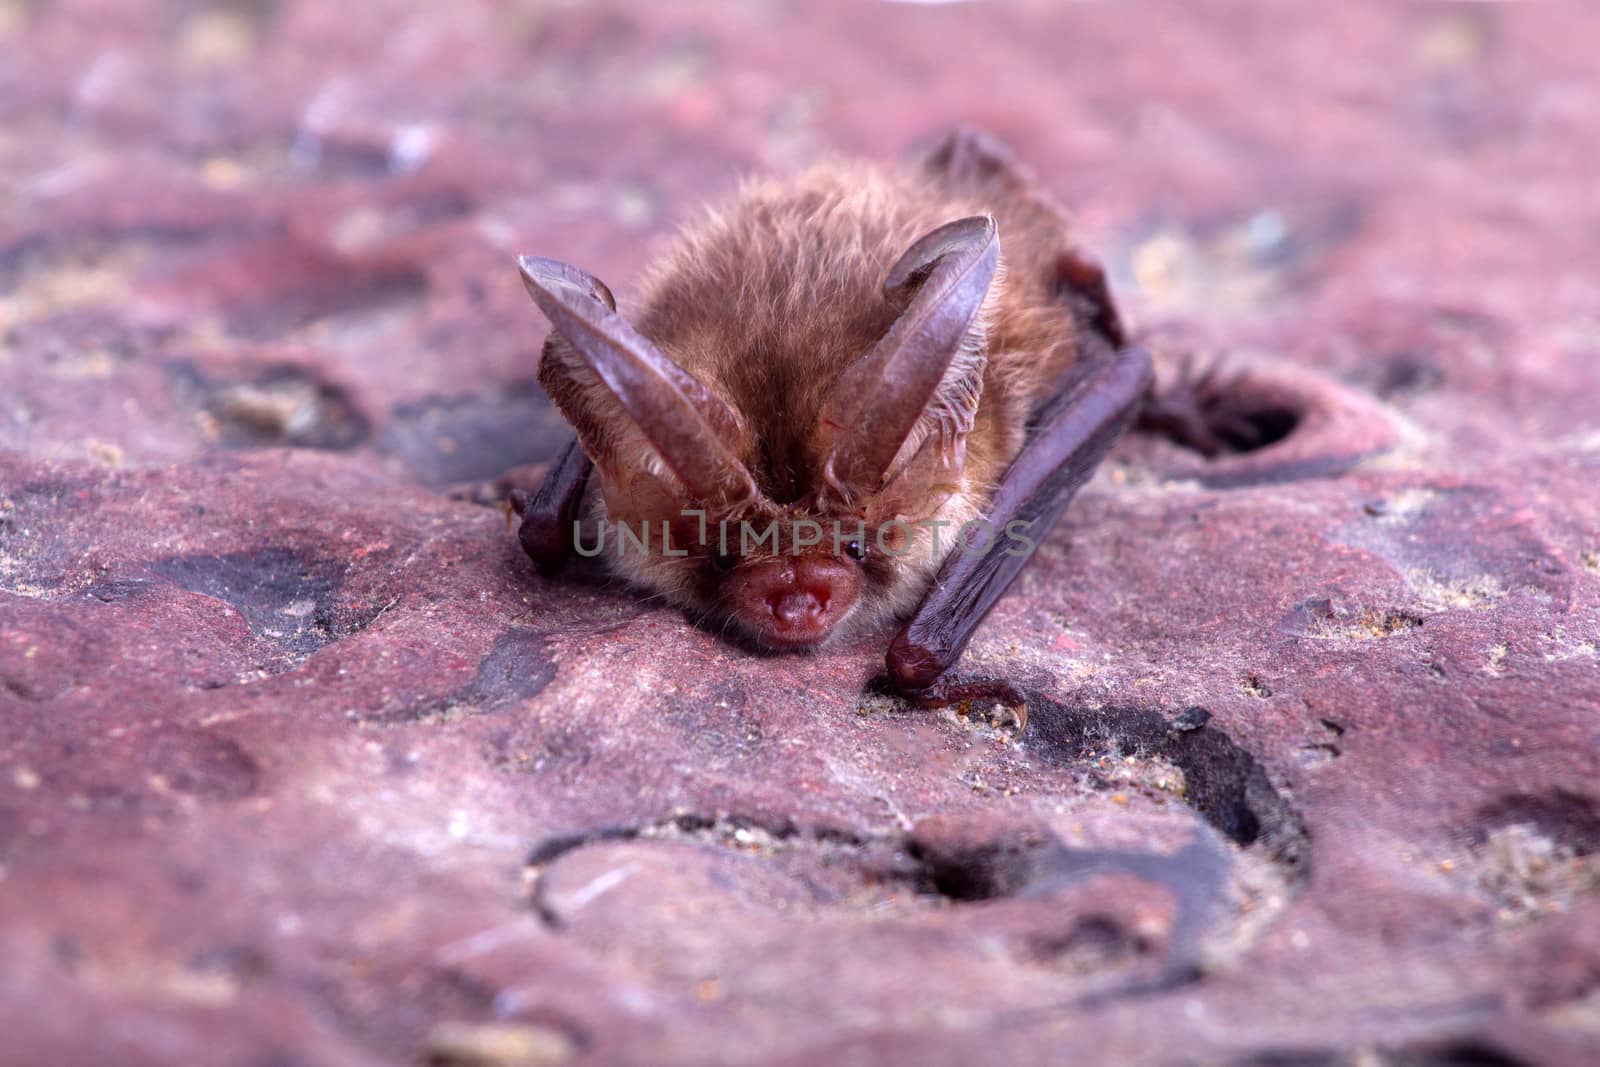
top-left (538, 132), bottom-right (1100, 647)
top-left (634, 152), bottom-right (1084, 499)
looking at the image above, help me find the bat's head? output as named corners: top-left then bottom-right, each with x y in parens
top-left (518, 214), bottom-right (1002, 652)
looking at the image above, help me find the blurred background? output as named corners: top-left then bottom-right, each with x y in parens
top-left (4, 0), bottom-right (1595, 488)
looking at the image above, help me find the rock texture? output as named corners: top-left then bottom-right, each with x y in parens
top-left (3, 2), bottom-right (1599, 1064)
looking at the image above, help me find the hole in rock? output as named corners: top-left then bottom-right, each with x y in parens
top-left (1138, 366), bottom-right (1306, 458)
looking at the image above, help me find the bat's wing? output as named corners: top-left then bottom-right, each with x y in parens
top-left (923, 126), bottom-right (1126, 350)
top-left (887, 340), bottom-right (1153, 696)
top-left (512, 436), bottom-right (593, 576)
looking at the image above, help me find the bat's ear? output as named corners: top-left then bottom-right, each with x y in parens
top-left (816, 215), bottom-right (1000, 508)
top-left (518, 256), bottom-right (757, 510)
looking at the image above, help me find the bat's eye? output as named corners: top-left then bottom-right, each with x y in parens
top-left (712, 549), bottom-right (740, 574)
top-left (843, 539), bottom-right (869, 564)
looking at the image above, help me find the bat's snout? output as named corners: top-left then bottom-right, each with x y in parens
top-left (723, 554), bottom-right (861, 650)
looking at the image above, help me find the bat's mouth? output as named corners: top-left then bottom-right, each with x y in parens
top-left (737, 592), bottom-right (856, 652)
top-left (747, 622), bottom-right (838, 652)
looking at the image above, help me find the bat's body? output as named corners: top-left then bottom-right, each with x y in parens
top-left (515, 129), bottom-right (1151, 705)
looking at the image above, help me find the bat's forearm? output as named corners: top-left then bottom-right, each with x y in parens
top-left (887, 345), bottom-right (1154, 693)
top-left (515, 437), bottom-right (593, 576)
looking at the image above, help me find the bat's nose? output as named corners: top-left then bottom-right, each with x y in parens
top-left (768, 587), bottom-right (828, 625)
top-left (729, 555), bottom-right (860, 648)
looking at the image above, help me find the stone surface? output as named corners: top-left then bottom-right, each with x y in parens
top-left (3, 1), bottom-right (1600, 1064)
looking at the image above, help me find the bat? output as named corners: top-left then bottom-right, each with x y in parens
top-left (511, 128), bottom-right (1159, 713)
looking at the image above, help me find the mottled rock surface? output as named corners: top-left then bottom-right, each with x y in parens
top-left (3, 1), bottom-right (1599, 1064)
